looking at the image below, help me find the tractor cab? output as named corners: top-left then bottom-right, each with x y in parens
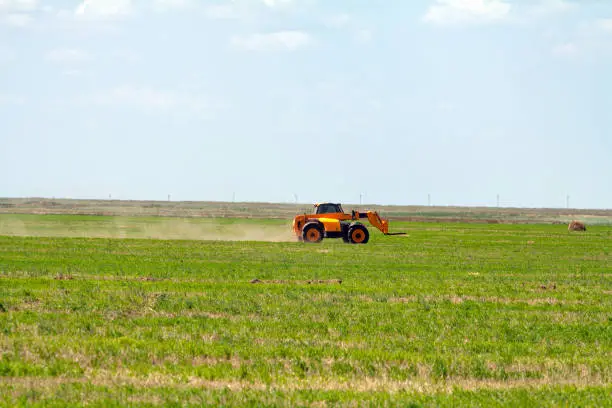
top-left (314, 203), bottom-right (344, 215)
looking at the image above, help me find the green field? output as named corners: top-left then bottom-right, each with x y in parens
top-left (0, 213), bottom-right (611, 407)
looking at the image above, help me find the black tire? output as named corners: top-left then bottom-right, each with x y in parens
top-left (347, 224), bottom-right (369, 244)
top-left (302, 222), bottom-right (324, 243)
top-left (341, 222), bottom-right (350, 243)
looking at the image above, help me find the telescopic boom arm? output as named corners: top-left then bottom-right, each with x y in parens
top-left (351, 210), bottom-right (405, 236)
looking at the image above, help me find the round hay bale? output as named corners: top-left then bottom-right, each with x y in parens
top-left (568, 220), bottom-right (586, 232)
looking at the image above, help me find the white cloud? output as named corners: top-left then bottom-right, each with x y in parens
top-left (552, 42), bottom-right (577, 57)
top-left (231, 30), bottom-right (312, 51)
top-left (75, 0), bottom-right (132, 19)
top-left (594, 18), bottom-right (612, 33)
top-left (0, 54), bottom-right (14, 65)
top-left (0, 0), bottom-right (37, 26)
top-left (551, 18), bottom-right (612, 58)
top-left (4, 12), bottom-right (31, 26)
top-left (323, 13), bottom-right (350, 28)
top-left (204, 3), bottom-right (242, 19)
top-left (62, 69), bottom-right (86, 77)
top-left (93, 86), bottom-right (177, 110)
top-left (0, 94), bottom-right (26, 105)
top-left (354, 29), bottom-right (373, 44)
top-left (153, 0), bottom-right (194, 12)
top-left (320, 14), bottom-right (373, 45)
top-left (262, 0), bottom-right (294, 8)
top-left (423, 0), bottom-right (511, 25)
top-left (90, 86), bottom-right (214, 115)
top-left (46, 49), bottom-right (92, 63)
top-left (0, 0), bottom-right (37, 12)
top-left (151, 1), bottom-right (263, 19)
top-left (113, 50), bottom-right (140, 63)
top-left (527, 0), bottom-right (574, 17)
top-left (0, 46), bottom-right (15, 63)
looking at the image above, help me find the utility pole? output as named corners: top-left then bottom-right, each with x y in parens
top-left (566, 194), bottom-right (570, 209)
top-left (428, 193), bottom-right (431, 207)
top-left (232, 192), bottom-right (236, 203)
top-left (497, 194), bottom-right (500, 208)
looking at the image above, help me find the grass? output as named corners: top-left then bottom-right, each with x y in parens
top-left (0, 214), bottom-right (610, 407)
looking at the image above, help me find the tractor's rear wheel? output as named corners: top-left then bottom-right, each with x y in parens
top-left (347, 224), bottom-right (369, 244)
top-left (302, 222), bottom-right (324, 243)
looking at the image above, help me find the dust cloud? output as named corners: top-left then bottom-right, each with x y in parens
top-left (0, 216), bottom-right (296, 243)
top-left (137, 219), bottom-right (296, 242)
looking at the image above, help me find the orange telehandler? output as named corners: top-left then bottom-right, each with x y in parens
top-left (292, 202), bottom-right (404, 244)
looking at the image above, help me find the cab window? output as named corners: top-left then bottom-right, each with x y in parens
top-left (317, 204), bottom-right (341, 214)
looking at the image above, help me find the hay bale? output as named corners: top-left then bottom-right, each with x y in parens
top-left (568, 220), bottom-right (586, 232)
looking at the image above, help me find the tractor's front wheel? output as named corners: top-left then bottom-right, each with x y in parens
top-left (347, 224), bottom-right (369, 244)
top-left (302, 222), bottom-right (324, 243)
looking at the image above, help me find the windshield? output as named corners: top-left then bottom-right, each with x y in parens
top-left (316, 204), bottom-right (343, 214)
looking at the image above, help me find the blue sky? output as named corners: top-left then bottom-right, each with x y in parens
top-left (1, 0), bottom-right (611, 209)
